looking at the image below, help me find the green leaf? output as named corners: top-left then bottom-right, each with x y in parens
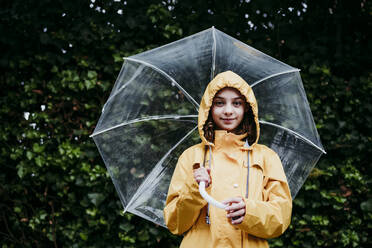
top-left (79, 232), bottom-right (88, 241)
top-left (87, 70), bottom-right (97, 79)
top-left (26, 151), bottom-right (33, 160)
top-left (35, 156), bottom-right (45, 167)
top-left (33, 143), bottom-right (45, 153)
top-left (88, 193), bottom-right (105, 206)
top-left (17, 165), bottom-right (25, 178)
top-left (361, 199), bottom-right (372, 212)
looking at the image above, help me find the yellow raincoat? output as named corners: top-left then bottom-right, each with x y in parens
top-left (164, 71), bottom-right (292, 248)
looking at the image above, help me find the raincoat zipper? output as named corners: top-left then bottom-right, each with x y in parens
top-left (244, 139), bottom-right (250, 199)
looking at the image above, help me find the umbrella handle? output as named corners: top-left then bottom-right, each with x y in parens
top-left (199, 181), bottom-right (227, 209)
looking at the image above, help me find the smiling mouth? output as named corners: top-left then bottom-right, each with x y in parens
top-left (221, 118), bottom-right (236, 121)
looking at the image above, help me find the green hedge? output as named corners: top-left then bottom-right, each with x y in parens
top-left (1, 0), bottom-right (371, 247)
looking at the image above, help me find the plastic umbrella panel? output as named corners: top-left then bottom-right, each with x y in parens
top-left (91, 27), bottom-right (325, 227)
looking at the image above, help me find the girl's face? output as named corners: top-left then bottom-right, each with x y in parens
top-left (211, 87), bottom-right (246, 132)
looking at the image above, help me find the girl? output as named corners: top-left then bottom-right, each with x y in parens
top-left (164, 71), bottom-right (292, 248)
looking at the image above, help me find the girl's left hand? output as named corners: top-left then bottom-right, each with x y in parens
top-left (222, 197), bottom-right (246, 225)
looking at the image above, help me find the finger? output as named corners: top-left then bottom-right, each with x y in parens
top-left (221, 197), bottom-right (241, 205)
top-left (193, 172), bottom-right (203, 179)
top-left (195, 173), bottom-right (209, 181)
top-left (230, 216), bottom-right (244, 225)
top-left (194, 168), bottom-right (209, 176)
top-left (227, 209), bottom-right (245, 218)
top-left (193, 170), bottom-right (207, 178)
top-left (227, 207), bottom-right (245, 217)
top-left (226, 201), bottom-right (245, 211)
top-left (194, 173), bottom-right (204, 183)
top-left (222, 197), bottom-right (243, 204)
top-left (193, 168), bottom-right (211, 187)
top-left (196, 167), bottom-right (207, 172)
top-left (196, 177), bottom-right (208, 182)
top-left (195, 176), bottom-right (210, 186)
top-left (224, 201), bottom-right (245, 211)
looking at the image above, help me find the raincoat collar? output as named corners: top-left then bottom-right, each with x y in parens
top-left (214, 130), bottom-right (247, 150)
top-left (198, 71), bottom-right (260, 146)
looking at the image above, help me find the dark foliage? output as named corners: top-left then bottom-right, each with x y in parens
top-left (1, 0), bottom-right (371, 247)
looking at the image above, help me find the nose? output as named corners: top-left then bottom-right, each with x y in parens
top-left (223, 103), bottom-right (233, 115)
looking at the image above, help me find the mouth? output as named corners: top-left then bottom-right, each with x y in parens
top-left (221, 118), bottom-right (236, 123)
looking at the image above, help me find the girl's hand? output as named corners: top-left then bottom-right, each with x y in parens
top-left (222, 197), bottom-right (246, 225)
top-left (193, 163), bottom-right (211, 187)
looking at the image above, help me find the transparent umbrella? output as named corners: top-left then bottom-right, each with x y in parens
top-left (90, 27), bottom-right (325, 227)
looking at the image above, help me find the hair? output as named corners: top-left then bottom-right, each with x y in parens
top-left (203, 93), bottom-right (257, 145)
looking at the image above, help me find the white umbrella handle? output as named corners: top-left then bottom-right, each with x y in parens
top-left (199, 181), bottom-right (227, 209)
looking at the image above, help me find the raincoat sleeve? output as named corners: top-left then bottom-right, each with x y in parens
top-left (163, 146), bottom-right (207, 234)
top-left (237, 148), bottom-right (292, 239)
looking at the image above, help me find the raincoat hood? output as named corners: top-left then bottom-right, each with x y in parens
top-left (198, 71), bottom-right (260, 146)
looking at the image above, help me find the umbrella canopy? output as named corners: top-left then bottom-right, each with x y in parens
top-left (91, 27), bottom-right (325, 227)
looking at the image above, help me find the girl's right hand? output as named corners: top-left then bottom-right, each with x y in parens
top-left (193, 164), bottom-right (211, 187)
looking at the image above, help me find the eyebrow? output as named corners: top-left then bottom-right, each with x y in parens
top-left (214, 96), bottom-right (244, 100)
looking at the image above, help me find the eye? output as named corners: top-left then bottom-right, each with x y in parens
top-left (213, 100), bottom-right (224, 107)
top-left (233, 100), bottom-right (243, 107)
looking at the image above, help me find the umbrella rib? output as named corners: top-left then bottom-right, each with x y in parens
top-left (90, 115), bottom-right (198, 137)
top-left (259, 120), bottom-right (326, 154)
top-left (124, 28), bottom-right (213, 59)
top-left (211, 26), bottom-right (217, 80)
top-left (251, 69), bottom-right (301, 88)
top-left (124, 57), bottom-right (200, 110)
top-left (102, 63), bottom-right (145, 113)
top-left (124, 125), bottom-right (198, 214)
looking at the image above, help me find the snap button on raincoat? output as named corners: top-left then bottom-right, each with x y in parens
top-left (164, 71), bottom-right (292, 248)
